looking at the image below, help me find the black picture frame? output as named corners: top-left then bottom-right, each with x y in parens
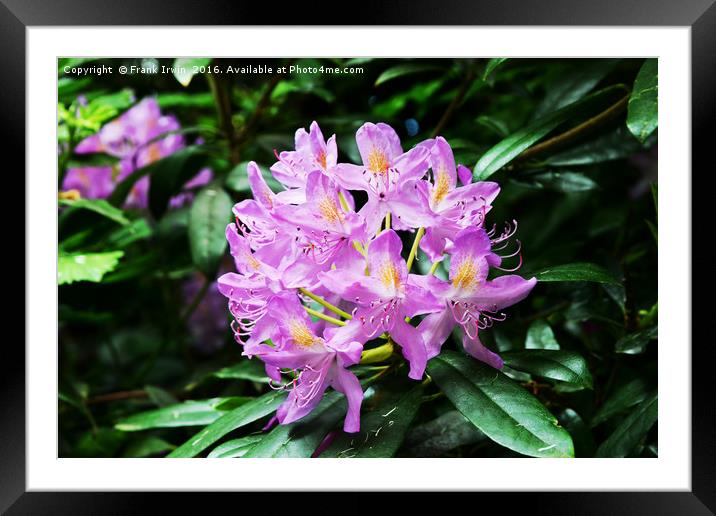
top-left (3, 0), bottom-right (713, 512)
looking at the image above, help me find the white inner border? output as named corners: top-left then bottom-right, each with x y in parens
top-left (27, 27), bottom-right (690, 491)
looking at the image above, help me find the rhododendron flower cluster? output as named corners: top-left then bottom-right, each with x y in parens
top-left (218, 121), bottom-right (536, 433)
top-left (62, 97), bottom-right (212, 208)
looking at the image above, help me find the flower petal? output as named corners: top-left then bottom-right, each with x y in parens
top-left (462, 333), bottom-right (504, 370)
top-left (417, 309), bottom-right (455, 359)
top-left (390, 319), bottom-right (428, 380)
top-left (330, 365), bottom-right (364, 433)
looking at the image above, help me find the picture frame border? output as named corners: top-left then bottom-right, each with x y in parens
top-left (4, 0), bottom-right (712, 511)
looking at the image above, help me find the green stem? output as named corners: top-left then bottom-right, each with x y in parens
top-left (360, 341), bottom-right (394, 364)
top-left (405, 227), bottom-right (425, 272)
top-left (384, 212), bottom-right (391, 232)
top-left (304, 306), bottom-right (346, 326)
top-left (299, 288), bottom-right (352, 320)
top-left (428, 260), bottom-right (441, 275)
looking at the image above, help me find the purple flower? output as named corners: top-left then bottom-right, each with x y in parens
top-left (320, 230), bottom-right (443, 379)
top-left (219, 122), bottom-right (537, 433)
top-left (273, 171), bottom-right (367, 288)
top-left (416, 137), bottom-right (501, 262)
top-left (416, 227), bottom-right (536, 369)
top-left (334, 122), bottom-right (433, 234)
top-left (62, 97), bottom-right (210, 209)
top-left (252, 296), bottom-right (364, 432)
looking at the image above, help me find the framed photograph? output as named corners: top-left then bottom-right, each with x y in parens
top-left (4, 0), bottom-right (712, 512)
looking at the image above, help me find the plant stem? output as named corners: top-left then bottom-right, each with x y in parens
top-left (299, 288), bottom-right (352, 320)
top-left (432, 65), bottom-right (476, 137)
top-left (406, 227), bottom-right (425, 272)
top-left (206, 74), bottom-right (240, 165)
top-left (428, 260), bottom-right (441, 275)
top-left (517, 94), bottom-right (629, 162)
top-left (384, 212), bottom-right (391, 232)
top-left (303, 306), bottom-right (346, 326)
top-left (338, 190), bottom-right (350, 212)
top-left (360, 341), bottom-right (394, 364)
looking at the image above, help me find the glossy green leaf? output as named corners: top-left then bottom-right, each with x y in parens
top-left (374, 63), bottom-right (442, 86)
top-left (122, 436), bottom-right (174, 458)
top-left (320, 382), bottom-right (424, 458)
top-left (558, 409), bottom-right (596, 457)
top-left (615, 326), bottom-right (657, 354)
top-left (502, 350), bottom-right (593, 388)
top-left (173, 58), bottom-right (212, 87)
top-left (474, 86), bottom-right (624, 180)
top-left (545, 127), bottom-right (645, 166)
top-left (427, 351), bottom-right (574, 457)
top-left (482, 58), bottom-right (508, 83)
top-left (525, 320), bottom-right (560, 350)
top-left (403, 410), bottom-right (486, 457)
top-left (627, 58), bottom-right (658, 142)
top-left (533, 59), bottom-right (619, 119)
top-left (188, 185), bottom-right (233, 275)
top-left (213, 359), bottom-right (267, 383)
top-left (243, 391), bottom-right (346, 458)
top-left (59, 198), bottom-right (129, 225)
top-left (591, 377), bottom-right (652, 427)
top-left (518, 171), bottom-right (598, 193)
top-left (58, 251), bottom-right (124, 285)
top-left (207, 435), bottom-right (264, 458)
top-left (533, 262), bottom-right (621, 285)
top-left (114, 397), bottom-right (251, 431)
top-left (596, 394), bottom-right (657, 457)
top-left (168, 391), bottom-right (285, 458)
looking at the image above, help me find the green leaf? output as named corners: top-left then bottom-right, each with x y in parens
top-left (403, 410), bottom-right (486, 457)
top-left (545, 126), bottom-right (645, 166)
top-left (168, 391), bottom-right (285, 458)
top-left (517, 171), bottom-right (598, 193)
top-left (533, 262), bottom-right (621, 285)
top-left (148, 145), bottom-right (210, 218)
top-left (114, 397), bottom-right (251, 431)
top-left (320, 381), bottom-right (424, 458)
top-left (108, 145), bottom-right (206, 212)
top-left (65, 152), bottom-right (120, 169)
top-left (213, 359), bottom-right (267, 383)
top-left (207, 435), bottom-right (264, 458)
top-left (474, 86), bottom-right (624, 180)
top-left (188, 185), bottom-right (233, 275)
top-left (525, 320), bottom-right (560, 350)
top-left (144, 385), bottom-right (179, 407)
top-left (157, 92), bottom-right (215, 109)
top-left (427, 351), bottom-right (574, 457)
top-left (558, 409), bottom-right (596, 457)
top-left (243, 391), bottom-right (346, 458)
top-left (59, 198), bottom-right (129, 225)
top-left (58, 251), bottom-right (124, 285)
top-left (627, 58), bottom-right (658, 142)
top-left (482, 58), bottom-right (508, 83)
top-left (374, 63), bottom-right (442, 87)
top-left (225, 161), bottom-right (283, 194)
top-left (596, 394), bottom-right (657, 457)
top-left (122, 436), bottom-right (174, 458)
top-left (173, 58), bottom-right (212, 87)
top-left (533, 59), bottom-right (620, 119)
top-left (615, 326), bottom-right (657, 354)
top-left (502, 350), bottom-right (593, 389)
top-left (591, 377), bottom-right (652, 427)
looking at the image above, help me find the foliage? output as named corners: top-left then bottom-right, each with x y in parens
top-left (58, 57), bottom-right (657, 458)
